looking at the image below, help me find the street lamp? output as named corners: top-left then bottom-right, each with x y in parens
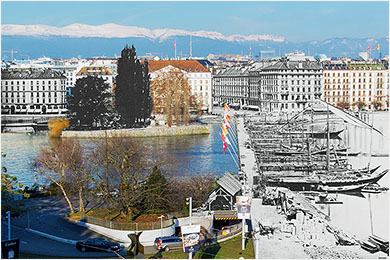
top-left (158, 215), bottom-right (164, 237)
top-left (186, 197), bottom-right (193, 259)
top-left (186, 197), bottom-right (192, 225)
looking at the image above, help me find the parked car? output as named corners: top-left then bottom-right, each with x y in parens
top-left (76, 238), bottom-right (123, 252)
top-left (154, 236), bottom-right (182, 252)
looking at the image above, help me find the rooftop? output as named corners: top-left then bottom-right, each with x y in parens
top-left (76, 66), bottom-right (113, 76)
top-left (263, 58), bottom-right (323, 71)
top-left (1, 68), bottom-right (65, 79)
top-left (148, 60), bottom-right (210, 73)
top-left (217, 172), bottom-right (241, 196)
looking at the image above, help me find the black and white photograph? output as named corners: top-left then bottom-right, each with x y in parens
top-left (1, 0), bottom-right (389, 259)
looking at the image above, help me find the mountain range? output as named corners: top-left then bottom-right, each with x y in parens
top-left (1, 24), bottom-right (389, 60)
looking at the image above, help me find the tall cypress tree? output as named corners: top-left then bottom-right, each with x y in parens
top-left (115, 45), bottom-right (152, 127)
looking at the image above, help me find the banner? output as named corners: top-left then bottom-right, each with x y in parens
top-left (2, 239), bottom-right (20, 259)
top-left (181, 225), bottom-right (201, 254)
top-left (236, 196), bottom-right (252, 219)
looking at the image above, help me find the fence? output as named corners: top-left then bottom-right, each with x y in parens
top-left (213, 223), bottom-right (242, 241)
top-left (79, 214), bottom-right (175, 231)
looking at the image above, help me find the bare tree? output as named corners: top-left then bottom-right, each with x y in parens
top-left (83, 137), bottom-right (159, 220)
top-left (34, 138), bottom-right (86, 214)
top-left (150, 67), bottom-right (202, 126)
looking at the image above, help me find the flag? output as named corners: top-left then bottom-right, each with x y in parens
top-left (223, 141), bottom-right (228, 153)
top-left (174, 40), bottom-right (176, 50)
top-left (376, 44), bottom-right (380, 50)
top-left (222, 125), bottom-right (228, 135)
top-left (223, 120), bottom-right (231, 130)
top-left (225, 135), bottom-right (232, 146)
top-left (224, 103), bottom-right (231, 113)
top-left (367, 44), bottom-right (371, 50)
top-left (220, 132), bottom-right (225, 142)
top-left (224, 113), bottom-right (230, 122)
top-left (249, 46), bottom-right (252, 53)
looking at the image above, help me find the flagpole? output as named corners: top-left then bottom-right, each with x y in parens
top-left (226, 144), bottom-right (240, 170)
top-left (226, 127), bottom-right (239, 152)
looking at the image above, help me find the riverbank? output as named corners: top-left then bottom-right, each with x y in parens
top-left (61, 124), bottom-right (210, 138)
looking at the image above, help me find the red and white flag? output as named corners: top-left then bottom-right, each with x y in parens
top-left (223, 120), bottom-right (231, 130)
top-left (223, 141), bottom-right (228, 153)
top-left (249, 46), bottom-right (252, 53)
top-left (367, 44), bottom-right (371, 50)
top-left (174, 40), bottom-right (176, 51)
top-left (225, 135), bottom-right (232, 146)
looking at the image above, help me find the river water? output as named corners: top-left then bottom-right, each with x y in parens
top-left (0, 124), bottom-right (238, 187)
top-left (1, 113), bottom-right (389, 241)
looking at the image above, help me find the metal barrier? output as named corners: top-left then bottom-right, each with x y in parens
top-left (79, 214), bottom-right (174, 231)
top-left (212, 223), bottom-right (242, 241)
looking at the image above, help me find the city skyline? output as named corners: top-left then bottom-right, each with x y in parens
top-left (1, 1), bottom-right (389, 42)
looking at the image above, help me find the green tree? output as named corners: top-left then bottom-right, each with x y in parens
top-left (142, 166), bottom-right (169, 212)
top-left (115, 45), bottom-right (153, 127)
top-left (67, 76), bottom-right (114, 129)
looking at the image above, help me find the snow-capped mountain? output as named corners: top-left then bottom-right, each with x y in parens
top-left (1, 24), bottom-right (388, 60)
top-left (2, 23), bottom-right (285, 43)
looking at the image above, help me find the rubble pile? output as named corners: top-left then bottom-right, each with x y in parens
top-left (304, 246), bottom-right (363, 259)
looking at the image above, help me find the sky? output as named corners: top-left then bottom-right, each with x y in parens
top-left (1, 1), bottom-right (389, 42)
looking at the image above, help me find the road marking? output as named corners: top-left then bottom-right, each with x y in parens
top-left (21, 241), bottom-right (27, 244)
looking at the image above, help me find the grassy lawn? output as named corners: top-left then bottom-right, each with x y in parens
top-left (145, 235), bottom-right (254, 259)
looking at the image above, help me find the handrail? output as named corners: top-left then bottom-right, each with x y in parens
top-left (79, 214), bottom-right (175, 231)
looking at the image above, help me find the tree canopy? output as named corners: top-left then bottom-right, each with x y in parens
top-left (115, 45), bottom-right (153, 128)
top-left (67, 76), bottom-right (114, 129)
top-left (150, 67), bottom-right (203, 126)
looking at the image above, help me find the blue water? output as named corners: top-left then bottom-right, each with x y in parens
top-left (1, 124), bottom-right (238, 187)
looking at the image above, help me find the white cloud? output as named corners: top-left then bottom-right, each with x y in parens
top-left (1, 23), bottom-right (285, 42)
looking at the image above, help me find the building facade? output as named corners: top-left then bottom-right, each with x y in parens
top-left (323, 62), bottom-right (389, 110)
top-left (75, 66), bottom-right (114, 90)
top-left (148, 60), bottom-right (213, 112)
top-left (258, 58), bottom-right (323, 113)
top-left (1, 69), bottom-right (67, 114)
top-left (212, 66), bottom-right (250, 108)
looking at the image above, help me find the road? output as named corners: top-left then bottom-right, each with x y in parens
top-left (1, 196), bottom-right (128, 258)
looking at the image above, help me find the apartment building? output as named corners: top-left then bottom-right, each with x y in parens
top-left (258, 57), bottom-right (323, 113)
top-left (323, 62), bottom-right (389, 110)
top-left (212, 65), bottom-right (250, 108)
top-left (1, 69), bottom-right (67, 114)
top-left (76, 66), bottom-right (114, 89)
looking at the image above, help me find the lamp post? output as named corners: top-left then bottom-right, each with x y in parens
top-left (7, 211), bottom-right (11, 240)
top-left (158, 215), bottom-right (164, 237)
top-left (186, 197), bottom-right (193, 259)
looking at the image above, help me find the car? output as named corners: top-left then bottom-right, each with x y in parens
top-left (76, 238), bottom-right (123, 252)
top-left (154, 236), bottom-right (182, 252)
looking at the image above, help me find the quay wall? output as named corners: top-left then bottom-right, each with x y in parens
top-left (61, 125), bottom-right (210, 138)
top-left (68, 217), bottom-right (176, 247)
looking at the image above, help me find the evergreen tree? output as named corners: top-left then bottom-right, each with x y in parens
top-left (67, 76), bottom-right (113, 129)
top-left (115, 45), bottom-right (152, 127)
top-left (142, 166), bottom-right (168, 212)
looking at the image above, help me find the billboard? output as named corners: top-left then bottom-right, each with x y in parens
top-left (181, 224), bottom-right (200, 254)
top-left (236, 196), bottom-right (252, 219)
top-left (1, 239), bottom-right (20, 259)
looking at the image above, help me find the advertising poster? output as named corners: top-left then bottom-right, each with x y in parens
top-left (1, 239), bottom-right (20, 259)
top-left (236, 196), bottom-right (252, 219)
top-left (181, 224), bottom-right (200, 254)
